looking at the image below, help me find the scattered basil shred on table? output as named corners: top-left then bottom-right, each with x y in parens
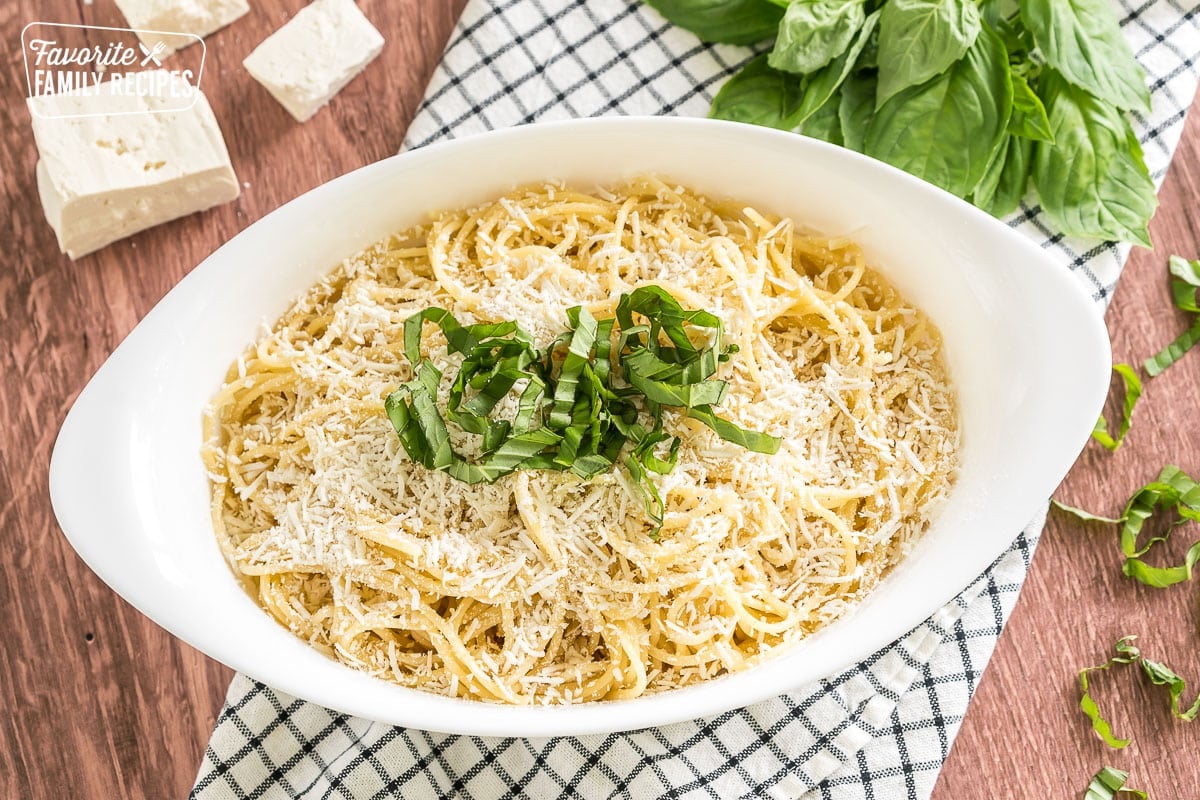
top-left (1078, 635), bottom-right (1200, 752)
top-left (1139, 653), bottom-right (1200, 723)
top-left (1116, 465), bottom-right (1200, 588)
top-left (1091, 363), bottom-right (1141, 452)
top-left (1145, 255), bottom-right (1200, 376)
top-left (1084, 766), bottom-right (1148, 800)
top-left (1053, 464), bottom-right (1200, 589)
top-left (648, 0), bottom-right (1158, 245)
top-left (1087, 255), bottom-right (1200, 450)
top-left (1078, 636), bottom-right (1141, 749)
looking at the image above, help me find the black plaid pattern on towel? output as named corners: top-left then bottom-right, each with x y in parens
top-left (193, 529), bottom-right (1036, 800)
top-left (192, 1), bottom-right (1200, 797)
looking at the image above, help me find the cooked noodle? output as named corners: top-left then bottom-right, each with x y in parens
top-left (202, 176), bottom-right (959, 704)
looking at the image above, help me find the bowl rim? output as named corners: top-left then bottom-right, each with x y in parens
top-left (49, 115), bottom-right (1111, 736)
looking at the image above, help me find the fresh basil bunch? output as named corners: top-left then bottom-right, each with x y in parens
top-left (646, 0), bottom-right (1157, 246)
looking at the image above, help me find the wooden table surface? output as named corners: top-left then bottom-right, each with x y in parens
top-left (2, 2), bottom-right (1198, 797)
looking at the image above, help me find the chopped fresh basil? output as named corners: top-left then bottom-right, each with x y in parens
top-left (1166, 255), bottom-right (1200, 313)
top-left (1144, 320), bottom-right (1200, 377)
top-left (1083, 766), bottom-right (1147, 800)
top-left (386, 288), bottom-right (780, 534)
top-left (1079, 636), bottom-right (1141, 749)
top-left (793, 10), bottom-right (880, 128)
top-left (710, 54), bottom-right (806, 130)
top-left (837, 71), bottom-right (876, 152)
top-left (1145, 256), bottom-right (1200, 376)
top-left (1092, 364), bottom-right (1142, 451)
top-left (1008, 72), bottom-right (1054, 142)
top-left (1078, 636), bottom-right (1200, 755)
top-left (1055, 466), bottom-right (1200, 588)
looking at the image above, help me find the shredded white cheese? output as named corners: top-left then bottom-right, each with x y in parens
top-left (202, 177), bottom-right (959, 705)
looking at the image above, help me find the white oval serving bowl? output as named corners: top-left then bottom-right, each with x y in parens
top-left (49, 117), bottom-right (1109, 737)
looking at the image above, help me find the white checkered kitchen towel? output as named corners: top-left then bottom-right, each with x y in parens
top-left (192, 2), bottom-right (1200, 797)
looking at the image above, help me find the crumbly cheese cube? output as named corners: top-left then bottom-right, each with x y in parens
top-left (29, 73), bottom-right (239, 259)
top-left (115, 0), bottom-right (249, 56)
top-left (242, 0), bottom-right (384, 123)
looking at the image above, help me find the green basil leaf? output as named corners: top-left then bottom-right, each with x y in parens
top-left (549, 306), bottom-right (598, 429)
top-left (1008, 73), bottom-right (1054, 142)
top-left (686, 405), bottom-right (782, 453)
top-left (618, 285), bottom-right (724, 354)
top-left (1143, 255), bottom-right (1200, 375)
top-left (710, 54), bottom-right (806, 130)
top-left (971, 131), bottom-right (1010, 212)
top-left (838, 71), bottom-right (876, 152)
top-left (855, 14), bottom-right (880, 69)
top-left (875, 0), bottom-right (982, 107)
top-left (1079, 636), bottom-right (1140, 749)
top-left (980, 0), bottom-right (1019, 28)
top-left (800, 87), bottom-right (845, 145)
top-left (1119, 467), bottom-right (1200, 555)
top-left (1056, 466), bottom-right (1200, 587)
top-left (1091, 363), bottom-right (1142, 451)
top-left (1167, 254), bottom-right (1200, 313)
top-left (1018, 0), bottom-right (1150, 112)
top-left (622, 451), bottom-right (666, 537)
top-left (644, 0), bottom-right (785, 45)
top-left (626, 360), bottom-right (729, 407)
top-left (989, 5), bottom-right (1033, 53)
top-left (973, 129), bottom-right (1035, 217)
top-left (985, 133), bottom-right (1033, 217)
top-left (865, 25), bottom-right (1012, 198)
top-left (1030, 70), bottom-right (1156, 247)
top-left (768, 0), bottom-right (867, 75)
top-left (1084, 766), bottom-right (1147, 800)
top-left (447, 428), bottom-right (563, 485)
top-left (792, 11), bottom-right (880, 127)
top-left (392, 361), bottom-right (455, 472)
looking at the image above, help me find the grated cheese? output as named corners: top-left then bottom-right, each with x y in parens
top-left (202, 177), bottom-right (959, 705)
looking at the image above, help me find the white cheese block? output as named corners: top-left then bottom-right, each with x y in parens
top-left (116, 0), bottom-right (250, 56)
top-left (29, 73), bottom-right (239, 259)
top-left (243, 0), bottom-right (384, 123)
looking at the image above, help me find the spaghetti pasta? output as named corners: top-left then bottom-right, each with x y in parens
top-left (202, 177), bottom-right (959, 704)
